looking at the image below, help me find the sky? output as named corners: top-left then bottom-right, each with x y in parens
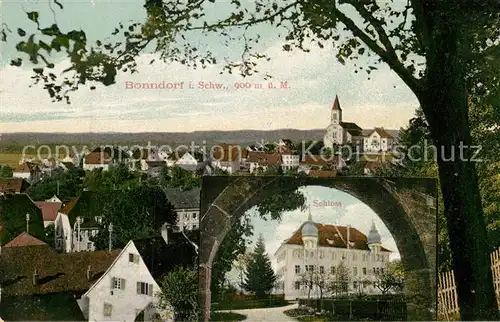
top-left (226, 185), bottom-right (400, 287)
top-left (0, 0), bottom-right (419, 133)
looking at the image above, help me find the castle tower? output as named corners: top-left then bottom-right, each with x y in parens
top-left (367, 220), bottom-right (381, 253)
top-left (301, 207), bottom-right (318, 249)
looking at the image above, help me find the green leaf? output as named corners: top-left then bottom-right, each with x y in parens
top-left (27, 12), bottom-right (39, 23)
top-left (10, 58), bottom-right (22, 66)
top-left (17, 28), bottom-right (26, 37)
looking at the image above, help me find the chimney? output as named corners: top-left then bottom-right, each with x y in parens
top-left (33, 269), bottom-right (38, 285)
top-left (86, 265), bottom-right (92, 280)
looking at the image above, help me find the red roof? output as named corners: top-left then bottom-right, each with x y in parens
top-left (0, 178), bottom-right (30, 193)
top-left (285, 223), bottom-right (391, 252)
top-left (247, 152), bottom-right (282, 165)
top-left (84, 152), bottom-right (111, 165)
top-left (5, 232), bottom-right (46, 247)
top-left (301, 155), bottom-right (330, 167)
top-left (35, 201), bottom-right (63, 221)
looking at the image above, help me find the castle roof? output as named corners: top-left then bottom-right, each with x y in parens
top-left (284, 222), bottom-right (391, 252)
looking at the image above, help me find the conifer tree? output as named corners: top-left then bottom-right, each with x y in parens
top-left (242, 234), bottom-right (277, 299)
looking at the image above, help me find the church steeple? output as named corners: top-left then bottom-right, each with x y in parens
top-left (332, 95), bottom-right (342, 111)
top-left (330, 95), bottom-right (342, 124)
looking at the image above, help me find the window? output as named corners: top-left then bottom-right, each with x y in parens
top-left (331, 266), bottom-right (336, 274)
top-left (319, 251), bottom-right (324, 259)
top-left (363, 267), bottom-right (367, 275)
top-left (103, 303), bottom-right (112, 317)
top-left (320, 266), bottom-right (325, 274)
top-left (294, 281), bottom-right (301, 290)
top-left (137, 282), bottom-right (154, 296)
top-left (112, 277), bottom-right (126, 290)
top-left (295, 265), bottom-right (301, 274)
top-left (352, 253), bottom-right (357, 261)
top-left (353, 267), bottom-right (358, 276)
top-left (129, 253), bottom-right (140, 264)
top-left (193, 223), bottom-right (199, 230)
top-left (332, 252), bottom-right (336, 260)
top-left (353, 281), bottom-right (358, 289)
top-left (381, 268), bottom-right (385, 274)
top-left (306, 265), bottom-right (314, 272)
top-left (310, 251), bottom-right (314, 258)
top-left (192, 212), bottom-right (197, 219)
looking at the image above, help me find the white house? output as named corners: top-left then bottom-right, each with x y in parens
top-left (274, 210), bottom-right (392, 300)
top-left (83, 152), bottom-right (112, 171)
top-left (166, 151), bottom-right (199, 172)
top-left (53, 192), bottom-right (107, 253)
top-left (12, 162), bottom-right (41, 183)
top-left (363, 128), bottom-right (395, 153)
top-left (163, 187), bottom-right (200, 231)
top-left (78, 234), bottom-right (197, 322)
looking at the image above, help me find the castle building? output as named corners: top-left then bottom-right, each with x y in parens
top-left (273, 210), bottom-right (392, 300)
top-left (323, 96), bottom-right (396, 153)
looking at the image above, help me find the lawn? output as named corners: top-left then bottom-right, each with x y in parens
top-left (210, 312), bottom-right (247, 321)
top-left (211, 298), bottom-right (290, 310)
top-left (284, 308), bottom-right (377, 322)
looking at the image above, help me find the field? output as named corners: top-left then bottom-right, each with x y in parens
top-left (0, 152), bottom-right (60, 168)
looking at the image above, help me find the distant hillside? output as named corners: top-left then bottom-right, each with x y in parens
top-left (0, 128), bottom-right (402, 147)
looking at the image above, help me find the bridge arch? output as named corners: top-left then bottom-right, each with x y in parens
top-left (199, 176), bottom-right (437, 321)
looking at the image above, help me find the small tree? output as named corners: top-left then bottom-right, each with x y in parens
top-left (298, 268), bottom-right (315, 299)
top-left (329, 261), bottom-right (350, 297)
top-left (310, 266), bottom-right (332, 300)
top-left (157, 266), bottom-right (198, 322)
top-left (234, 252), bottom-right (252, 292)
top-left (242, 234), bottom-right (277, 299)
top-left (44, 223), bottom-right (56, 248)
top-left (374, 261), bottom-right (405, 295)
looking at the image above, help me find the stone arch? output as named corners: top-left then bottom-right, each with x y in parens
top-left (199, 176), bottom-right (437, 321)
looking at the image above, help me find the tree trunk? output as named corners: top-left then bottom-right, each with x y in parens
top-left (419, 9), bottom-right (498, 319)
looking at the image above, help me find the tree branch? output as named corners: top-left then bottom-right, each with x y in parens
top-left (335, 8), bottom-right (421, 94)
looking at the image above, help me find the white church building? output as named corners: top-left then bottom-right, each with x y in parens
top-left (273, 210), bottom-right (393, 300)
top-left (323, 95), bottom-right (396, 153)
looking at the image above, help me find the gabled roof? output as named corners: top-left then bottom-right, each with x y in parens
top-left (365, 127), bottom-right (394, 139)
top-left (340, 122), bottom-right (363, 136)
top-left (133, 234), bottom-right (198, 280)
top-left (0, 245), bottom-right (121, 297)
top-left (35, 201), bottom-right (62, 221)
top-left (13, 162), bottom-right (39, 173)
top-left (5, 232), bottom-right (46, 247)
top-left (284, 223), bottom-right (391, 252)
top-left (0, 178), bottom-right (30, 194)
top-left (84, 152), bottom-right (111, 165)
top-left (59, 191), bottom-right (116, 226)
top-left (163, 187), bottom-right (200, 209)
top-left (301, 155), bottom-right (330, 167)
top-left (332, 95), bottom-right (342, 111)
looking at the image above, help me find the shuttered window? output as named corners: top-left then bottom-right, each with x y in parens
top-left (137, 282), bottom-right (154, 296)
top-left (111, 277), bottom-right (126, 290)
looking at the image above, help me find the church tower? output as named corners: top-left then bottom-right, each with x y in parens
top-left (324, 95), bottom-right (344, 148)
top-left (331, 95), bottom-right (342, 124)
